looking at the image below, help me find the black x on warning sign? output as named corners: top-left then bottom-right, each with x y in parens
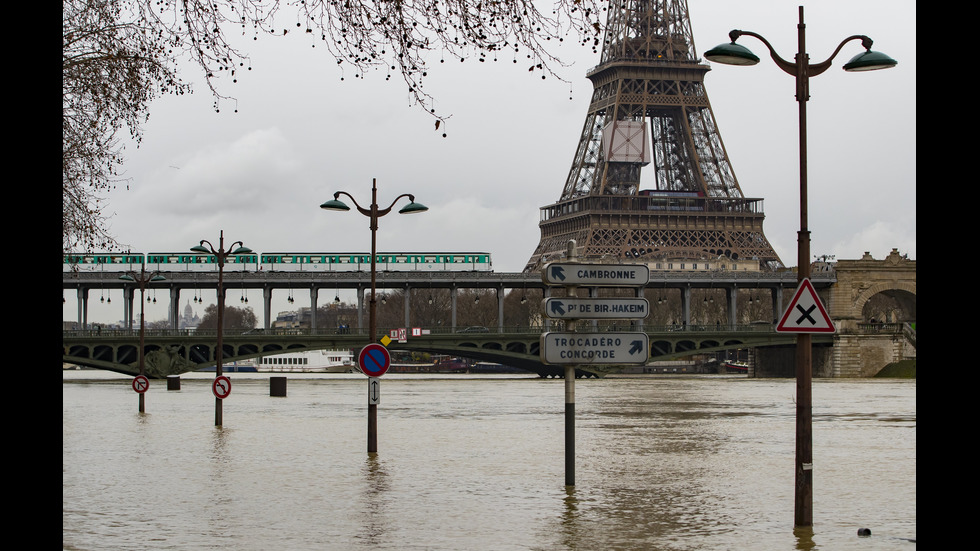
top-left (776, 278), bottom-right (835, 333)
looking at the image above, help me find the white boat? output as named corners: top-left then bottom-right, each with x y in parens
top-left (252, 349), bottom-right (358, 373)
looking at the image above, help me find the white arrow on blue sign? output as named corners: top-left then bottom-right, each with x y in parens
top-left (540, 332), bottom-right (649, 365)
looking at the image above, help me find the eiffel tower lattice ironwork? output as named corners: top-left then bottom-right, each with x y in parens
top-left (524, 0), bottom-right (782, 272)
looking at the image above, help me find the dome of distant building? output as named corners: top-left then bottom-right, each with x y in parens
top-left (180, 301), bottom-right (201, 330)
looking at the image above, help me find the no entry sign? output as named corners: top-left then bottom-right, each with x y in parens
top-left (212, 375), bottom-right (232, 399)
top-left (132, 375), bottom-right (149, 394)
top-left (358, 343), bottom-right (391, 377)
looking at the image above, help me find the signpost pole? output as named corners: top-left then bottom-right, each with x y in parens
top-left (368, 376), bottom-right (381, 449)
top-left (564, 240), bottom-right (578, 487)
top-left (358, 342), bottom-right (391, 454)
top-left (540, 240), bottom-right (652, 488)
top-left (368, 385), bottom-right (378, 453)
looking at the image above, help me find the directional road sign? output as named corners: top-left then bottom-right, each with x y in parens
top-left (368, 378), bottom-right (380, 405)
top-left (542, 262), bottom-right (650, 286)
top-left (543, 297), bottom-right (649, 320)
top-left (540, 332), bottom-right (649, 365)
top-left (776, 278), bottom-right (836, 333)
top-left (358, 343), bottom-right (392, 377)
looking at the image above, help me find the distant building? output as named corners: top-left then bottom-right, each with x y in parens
top-left (649, 258), bottom-right (761, 272)
top-left (178, 301), bottom-right (201, 330)
top-left (273, 310), bottom-right (302, 329)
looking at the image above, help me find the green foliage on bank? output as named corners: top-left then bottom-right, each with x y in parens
top-left (874, 359), bottom-right (916, 378)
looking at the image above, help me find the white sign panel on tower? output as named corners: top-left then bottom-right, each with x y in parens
top-left (602, 121), bottom-right (652, 165)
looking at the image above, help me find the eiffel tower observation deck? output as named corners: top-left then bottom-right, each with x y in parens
top-left (524, 0), bottom-right (782, 272)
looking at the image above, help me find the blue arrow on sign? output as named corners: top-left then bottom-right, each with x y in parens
top-left (549, 300), bottom-right (566, 316)
top-left (550, 265), bottom-right (566, 281)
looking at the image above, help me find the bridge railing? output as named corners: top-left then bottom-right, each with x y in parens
top-left (854, 322), bottom-right (905, 334)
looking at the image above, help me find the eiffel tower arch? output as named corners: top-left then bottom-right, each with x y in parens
top-left (525, 0), bottom-right (782, 272)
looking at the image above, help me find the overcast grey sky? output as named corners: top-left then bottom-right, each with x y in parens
top-left (67, 0), bottom-right (915, 325)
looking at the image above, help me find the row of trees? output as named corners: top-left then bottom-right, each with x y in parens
top-left (107, 287), bottom-right (915, 332)
top-left (116, 288), bottom-right (780, 332)
top-left (337, 287), bottom-right (777, 330)
top-left (62, 0), bottom-right (604, 253)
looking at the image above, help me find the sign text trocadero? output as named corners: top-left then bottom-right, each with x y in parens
top-left (540, 332), bottom-right (650, 365)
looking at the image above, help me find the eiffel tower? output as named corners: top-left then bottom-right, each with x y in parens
top-left (524, 0), bottom-right (782, 272)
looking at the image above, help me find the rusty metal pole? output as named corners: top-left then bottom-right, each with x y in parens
top-left (705, 5), bottom-right (896, 530)
top-left (121, 266), bottom-right (162, 413)
top-left (192, 230), bottom-right (250, 428)
top-left (138, 275), bottom-right (146, 413)
top-left (564, 240), bottom-right (577, 487)
top-left (368, 180), bottom-right (379, 454)
top-left (321, 179), bottom-right (426, 455)
top-left (793, 6), bottom-right (813, 527)
top-left (215, 231), bottom-right (226, 428)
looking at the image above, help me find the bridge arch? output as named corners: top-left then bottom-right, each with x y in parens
top-left (853, 283), bottom-right (916, 323)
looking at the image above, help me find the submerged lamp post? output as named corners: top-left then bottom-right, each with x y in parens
top-left (191, 231), bottom-right (252, 427)
top-left (704, 6), bottom-right (896, 528)
top-left (321, 178), bottom-right (427, 453)
top-left (119, 267), bottom-right (165, 413)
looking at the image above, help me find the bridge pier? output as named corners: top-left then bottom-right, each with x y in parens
top-left (753, 329), bottom-right (912, 378)
top-left (754, 345), bottom-right (833, 378)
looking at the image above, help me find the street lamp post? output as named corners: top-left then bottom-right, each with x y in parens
top-left (705, 6), bottom-right (896, 528)
top-left (191, 230), bottom-right (252, 427)
top-left (321, 178), bottom-right (428, 453)
top-left (119, 267), bottom-right (165, 413)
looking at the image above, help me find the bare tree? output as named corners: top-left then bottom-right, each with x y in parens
top-left (62, 0), bottom-right (602, 254)
top-left (141, 0), bottom-right (604, 117)
top-left (197, 303), bottom-right (258, 331)
top-left (63, 0), bottom-right (191, 253)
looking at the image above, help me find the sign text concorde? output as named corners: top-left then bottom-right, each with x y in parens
top-left (542, 263), bottom-right (650, 286)
top-left (540, 332), bottom-right (649, 365)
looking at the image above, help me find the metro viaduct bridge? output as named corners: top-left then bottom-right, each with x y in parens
top-left (64, 269), bottom-right (836, 378)
top-left (64, 269), bottom-right (818, 332)
top-left (61, 324), bottom-right (833, 379)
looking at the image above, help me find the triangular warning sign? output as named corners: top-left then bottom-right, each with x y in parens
top-left (776, 278), bottom-right (835, 333)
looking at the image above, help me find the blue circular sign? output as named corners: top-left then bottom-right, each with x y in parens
top-left (358, 343), bottom-right (391, 377)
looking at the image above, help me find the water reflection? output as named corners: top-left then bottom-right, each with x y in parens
top-left (356, 454), bottom-right (391, 546)
top-left (559, 487), bottom-right (581, 550)
top-left (793, 526), bottom-right (816, 550)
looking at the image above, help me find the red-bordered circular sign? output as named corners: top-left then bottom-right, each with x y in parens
top-left (132, 375), bottom-right (149, 394)
top-left (358, 343), bottom-right (391, 377)
top-left (212, 375), bottom-right (232, 399)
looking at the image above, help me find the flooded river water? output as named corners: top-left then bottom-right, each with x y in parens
top-left (63, 371), bottom-right (915, 550)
